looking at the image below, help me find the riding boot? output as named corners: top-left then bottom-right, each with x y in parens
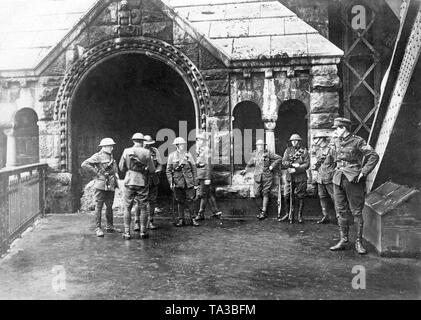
top-left (297, 198), bottom-right (304, 223)
top-left (175, 203), bottom-right (185, 227)
top-left (355, 219), bottom-right (367, 254)
top-left (278, 196), bottom-right (290, 222)
top-left (195, 198), bottom-right (206, 220)
top-left (260, 195), bottom-right (269, 220)
top-left (330, 224), bottom-right (349, 251)
top-left (317, 198), bottom-right (330, 224)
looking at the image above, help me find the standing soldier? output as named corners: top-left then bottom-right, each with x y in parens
top-left (241, 139), bottom-right (282, 220)
top-left (81, 137), bottom-right (121, 237)
top-left (279, 134), bottom-right (310, 224)
top-left (194, 132), bottom-right (223, 221)
top-left (312, 132), bottom-right (336, 224)
top-left (119, 133), bottom-right (155, 240)
top-left (134, 134), bottom-right (163, 231)
top-left (329, 118), bottom-right (379, 254)
top-left (166, 137), bottom-right (200, 227)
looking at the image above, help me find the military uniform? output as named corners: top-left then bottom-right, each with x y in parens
top-left (280, 135), bottom-right (310, 223)
top-left (119, 139), bottom-right (155, 239)
top-left (166, 145), bottom-right (198, 226)
top-left (195, 136), bottom-right (222, 220)
top-left (146, 145), bottom-right (162, 227)
top-left (313, 135), bottom-right (336, 224)
top-left (244, 141), bottom-right (282, 219)
top-left (328, 118), bottom-right (379, 254)
top-left (81, 146), bottom-right (119, 234)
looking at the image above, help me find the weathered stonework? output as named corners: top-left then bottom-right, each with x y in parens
top-left (310, 92), bottom-right (340, 113)
top-left (45, 172), bottom-right (72, 213)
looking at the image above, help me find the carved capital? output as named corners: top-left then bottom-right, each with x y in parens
top-left (262, 114), bottom-right (278, 130)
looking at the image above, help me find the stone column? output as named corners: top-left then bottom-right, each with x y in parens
top-left (4, 128), bottom-right (17, 167)
top-left (262, 115), bottom-right (277, 153)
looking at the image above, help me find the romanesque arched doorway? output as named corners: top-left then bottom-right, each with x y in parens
top-left (232, 101), bottom-right (264, 170)
top-left (54, 37), bottom-right (210, 210)
top-left (275, 99), bottom-right (308, 155)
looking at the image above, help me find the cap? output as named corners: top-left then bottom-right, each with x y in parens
top-left (313, 132), bottom-right (331, 139)
top-left (289, 134), bottom-right (302, 141)
top-left (143, 135), bottom-right (155, 145)
top-left (196, 132), bottom-right (208, 141)
top-left (332, 117), bottom-right (352, 129)
top-left (98, 138), bottom-right (116, 147)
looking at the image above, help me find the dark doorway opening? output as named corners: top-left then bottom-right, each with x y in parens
top-left (275, 99), bottom-right (308, 155)
top-left (232, 101), bottom-right (264, 170)
top-left (71, 53), bottom-right (196, 210)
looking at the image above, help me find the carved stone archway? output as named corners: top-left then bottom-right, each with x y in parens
top-left (54, 36), bottom-right (211, 171)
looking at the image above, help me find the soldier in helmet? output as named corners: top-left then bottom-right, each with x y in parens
top-left (194, 132), bottom-right (223, 221)
top-left (142, 134), bottom-right (163, 230)
top-left (328, 118), bottom-right (379, 254)
top-left (312, 132), bottom-right (336, 224)
top-left (166, 137), bottom-right (199, 227)
top-left (81, 137), bottom-right (121, 237)
top-left (279, 133), bottom-right (310, 224)
top-left (241, 139), bottom-right (282, 220)
top-left (119, 133), bottom-right (155, 240)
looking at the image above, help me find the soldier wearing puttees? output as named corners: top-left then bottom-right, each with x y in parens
top-left (166, 137), bottom-right (200, 227)
top-left (279, 134), bottom-right (310, 224)
top-left (328, 117), bottom-right (379, 254)
top-left (81, 138), bottom-right (121, 237)
top-left (241, 139), bottom-right (282, 220)
top-left (194, 132), bottom-right (222, 221)
top-left (133, 135), bottom-right (163, 232)
top-left (119, 133), bottom-right (155, 240)
top-left (312, 132), bottom-right (336, 224)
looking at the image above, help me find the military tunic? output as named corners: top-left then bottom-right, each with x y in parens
top-left (245, 150), bottom-right (282, 197)
top-left (147, 146), bottom-right (163, 206)
top-left (166, 150), bottom-right (197, 203)
top-left (81, 150), bottom-right (118, 228)
top-left (328, 133), bottom-right (379, 226)
top-left (314, 143), bottom-right (335, 200)
top-left (282, 146), bottom-right (310, 199)
top-left (196, 145), bottom-right (214, 198)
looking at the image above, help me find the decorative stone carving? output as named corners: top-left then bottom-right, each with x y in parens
top-left (54, 36), bottom-right (211, 171)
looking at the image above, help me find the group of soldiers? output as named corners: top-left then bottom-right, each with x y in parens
top-left (240, 117), bottom-right (379, 254)
top-left (81, 117), bottom-right (379, 254)
top-left (81, 132), bottom-right (222, 240)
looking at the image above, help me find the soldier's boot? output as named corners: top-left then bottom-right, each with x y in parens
top-left (140, 206), bottom-right (149, 239)
top-left (316, 198), bottom-right (330, 224)
top-left (175, 203), bottom-right (186, 227)
top-left (278, 196), bottom-right (290, 222)
top-left (209, 195), bottom-right (222, 219)
top-left (122, 217), bottom-right (131, 240)
top-left (105, 206), bottom-right (121, 233)
top-left (288, 197), bottom-right (295, 224)
top-left (330, 225), bottom-right (349, 251)
top-left (259, 196), bottom-right (269, 220)
top-left (133, 205), bottom-right (140, 231)
top-left (94, 201), bottom-right (104, 236)
top-left (187, 202), bottom-right (200, 227)
top-left (297, 199), bottom-right (304, 223)
top-left (147, 204), bottom-right (157, 230)
top-left (195, 198), bottom-right (206, 221)
top-left (355, 220), bottom-right (367, 255)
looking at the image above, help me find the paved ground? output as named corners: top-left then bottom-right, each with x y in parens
top-left (0, 212), bottom-right (420, 300)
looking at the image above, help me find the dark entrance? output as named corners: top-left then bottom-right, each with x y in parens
top-left (275, 99), bottom-right (308, 155)
top-left (71, 53), bottom-right (196, 209)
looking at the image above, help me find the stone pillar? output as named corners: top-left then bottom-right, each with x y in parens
top-left (4, 128), bottom-right (17, 167)
top-left (262, 115), bottom-right (277, 153)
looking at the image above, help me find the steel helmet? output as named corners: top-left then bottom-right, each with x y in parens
top-left (131, 133), bottom-right (145, 141)
top-left (313, 132), bottom-right (331, 139)
top-left (196, 132), bottom-right (208, 141)
top-left (143, 135), bottom-right (155, 145)
top-left (98, 138), bottom-right (116, 147)
top-left (255, 139), bottom-right (266, 145)
top-left (289, 134), bottom-right (302, 141)
top-left (172, 137), bottom-right (187, 145)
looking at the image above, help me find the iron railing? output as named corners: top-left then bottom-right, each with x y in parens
top-left (0, 163), bottom-right (48, 255)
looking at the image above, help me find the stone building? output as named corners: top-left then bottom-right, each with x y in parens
top-left (0, 0), bottom-right (409, 213)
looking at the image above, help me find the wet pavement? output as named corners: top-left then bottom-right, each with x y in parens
top-left (0, 212), bottom-right (420, 300)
